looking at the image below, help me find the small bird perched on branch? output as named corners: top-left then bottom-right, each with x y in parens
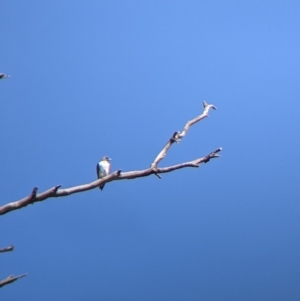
top-left (0, 73), bottom-right (10, 79)
top-left (96, 156), bottom-right (112, 190)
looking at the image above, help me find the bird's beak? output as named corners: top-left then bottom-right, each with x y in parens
top-left (108, 158), bottom-right (112, 161)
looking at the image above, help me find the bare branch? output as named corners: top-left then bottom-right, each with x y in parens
top-left (0, 245), bottom-right (14, 253)
top-left (151, 101), bottom-right (217, 170)
top-left (0, 149), bottom-right (221, 216)
top-left (0, 274), bottom-right (27, 288)
top-left (0, 101), bottom-right (221, 217)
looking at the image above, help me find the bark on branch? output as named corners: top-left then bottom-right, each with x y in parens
top-left (151, 101), bottom-right (216, 170)
top-left (0, 274), bottom-right (27, 288)
top-left (0, 148), bottom-right (221, 216)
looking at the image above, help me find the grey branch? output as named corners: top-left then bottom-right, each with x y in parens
top-left (150, 101), bottom-right (217, 170)
top-left (0, 274), bottom-right (27, 288)
top-left (0, 245), bottom-right (14, 252)
top-left (0, 148), bottom-right (221, 216)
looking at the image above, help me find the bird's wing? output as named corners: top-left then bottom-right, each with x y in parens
top-left (98, 162), bottom-right (107, 178)
top-left (96, 163), bottom-right (100, 178)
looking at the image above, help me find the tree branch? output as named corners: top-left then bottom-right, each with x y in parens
top-left (0, 148), bottom-right (221, 216)
top-left (0, 274), bottom-right (27, 288)
top-left (151, 101), bottom-right (217, 170)
top-left (0, 245), bottom-right (14, 253)
top-left (2, 70), bottom-right (221, 289)
top-left (0, 101), bottom-right (221, 216)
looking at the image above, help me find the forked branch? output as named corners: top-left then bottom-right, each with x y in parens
top-left (0, 101), bottom-right (221, 216)
top-left (151, 101), bottom-right (217, 169)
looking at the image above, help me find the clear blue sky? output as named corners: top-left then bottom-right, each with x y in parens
top-left (1, 1), bottom-right (300, 300)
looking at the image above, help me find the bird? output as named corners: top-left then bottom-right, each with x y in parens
top-left (96, 156), bottom-right (112, 190)
top-left (0, 73), bottom-right (10, 79)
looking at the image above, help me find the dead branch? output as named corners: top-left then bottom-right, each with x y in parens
top-left (2, 68), bottom-right (221, 291)
top-left (0, 148), bottom-right (221, 216)
top-left (0, 274), bottom-right (27, 288)
top-left (151, 101), bottom-right (217, 170)
top-left (0, 245), bottom-right (14, 252)
top-left (0, 101), bottom-right (220, 289)
top-left (0, 101), bottom-right (221, 216)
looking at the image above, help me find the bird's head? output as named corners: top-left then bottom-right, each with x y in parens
top-left (101, 156), bottom-right (112, 162)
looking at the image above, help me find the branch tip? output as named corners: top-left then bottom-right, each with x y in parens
top-left (214, 147), bottom-right (222, 153)
top-left (0, 245), bottom-right (14, 252)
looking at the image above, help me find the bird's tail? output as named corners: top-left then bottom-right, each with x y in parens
top-left (99, 184), bottom-right (105, 190)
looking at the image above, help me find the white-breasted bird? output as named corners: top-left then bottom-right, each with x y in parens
top-left (96, 156), bottom-right (112, 190)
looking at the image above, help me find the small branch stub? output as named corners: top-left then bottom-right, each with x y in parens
top-left (54, 185), bottom-right (62, 194)
top-left (197, 147), bottom-right (222, 165)
top-left (32, 187), bottom-right (38, 197)
top-left (31, 187), bottom-right (38, 199)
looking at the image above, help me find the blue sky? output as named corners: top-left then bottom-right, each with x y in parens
top-left (1, 1), bottom-right (300, 300)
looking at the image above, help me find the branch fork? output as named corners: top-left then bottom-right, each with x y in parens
top-left (150, 101), bottom-right (217, 170)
